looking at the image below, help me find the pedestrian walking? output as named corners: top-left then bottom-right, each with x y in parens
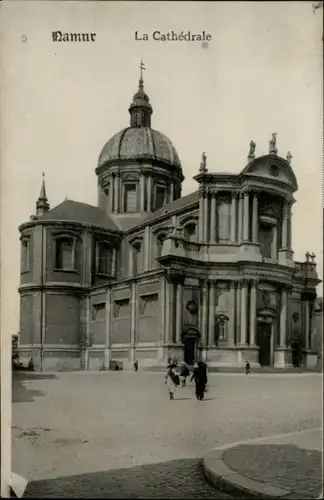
top-left (180, 362), bottom-right (190, 387)
top-left (190, 361), bottom-right (208, 400)
top-left (165, 361), bottom-right (180, 400)
top-left (245, 360), bottom-right (251, 375)
top-left (133, 360), bottom-right (138, 372)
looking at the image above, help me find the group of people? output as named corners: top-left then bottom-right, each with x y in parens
top-left (165, 359), bottom-right (208, 400)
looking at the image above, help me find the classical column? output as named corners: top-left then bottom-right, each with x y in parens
top-left (111, 247), bottom-right (117, 276)
top-left (171, 182), bottom-right (175, 202)
top-left (103, 287), bottom-right (112, 370)
top-left (109, 177), bottom-right (114, 213)
top-left (305, 301), bottom-right (310, 349)
top-left (252, 194), bottom-right (259, 243)
top-left (203, 192), bottom-right (209, 242)
top-left (240, 281), bottom-right (248, 345)
top-left (130, 282), bottom-right (137, 362)
top-left (235, 282), bottom-right (241, 345)
top-left (249, 280), bottom-right (257, 345)
top-left (147, 176), bottom-right (152, 211)
top-left (287, 202), bottom-right (292, 250)
top-left (144, 226), bottom-right (150, 271)
top-left (176, 280), bottom-right (184, 343)
top-left (272, 225), bottom-right (278, 259)
top-left (210, 192), bottom-right (216, 243)
top-left (198, 188), bottom-right (205, 241)
top-left (166, 277), bottom-right (176, 343)
top-left (201, 280), bottom-right (209, 359)
top-left (281, 200), bottom-right (288, 249)
top-left (227, 282), bottom-right (236, 345)
top-left (230, 194), bottom-right (237, 243)
top-left (237, 195), bottom-right (243, 243)
top-left (242, 192), bottom-right (250, 242)
top-left (84, 295), bottom-right (91, 370)
top-left (140, 175), bottom-right (145, 212)
top-left (164, 277), bottom-right (170, 343)
top-left (208, 281), bottom-right (216, 346)
top-left (160, 277), bottom-right (166, 344)
top-left (279, 288), bottom-right (287, 346)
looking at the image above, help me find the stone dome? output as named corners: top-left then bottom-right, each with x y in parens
top-left (98, 127), bottom-right (182, 169)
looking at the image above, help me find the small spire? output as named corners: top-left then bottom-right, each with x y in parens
top-left (199, 152), bottom-right (208, 173)
top-left (269, 132), bottom-right (278, 155)
top-left (36, 172), bottom-right (49, 216)
top-left (248, 140), bottom-right (256, 162)
top-left (286, 151), bottom-right (293, 164)
top-left (140, 59), bottom-right (145, 82)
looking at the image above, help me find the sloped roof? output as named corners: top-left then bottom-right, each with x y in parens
top-left (39, 200), bottom-right (120, 232)
top-left (143, 190), bottom-right (199, 224)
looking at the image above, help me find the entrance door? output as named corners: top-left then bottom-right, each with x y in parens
top-left (184, 337), bottom-right (196, 365)
top-left (256, 321), bottom-right (272, 366)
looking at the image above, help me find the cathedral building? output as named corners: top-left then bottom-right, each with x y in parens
top-left (18, 71), bottom-right (321, 371)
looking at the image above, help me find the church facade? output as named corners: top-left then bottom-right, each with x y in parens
top-left (18, 73), bottom-right (321, 371)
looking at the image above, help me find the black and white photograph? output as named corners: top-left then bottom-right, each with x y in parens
top-left (0, 1), bottom-right (323, 498)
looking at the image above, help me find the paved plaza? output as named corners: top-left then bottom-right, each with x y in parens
top-left (12, 370), bottom-right (322, 498)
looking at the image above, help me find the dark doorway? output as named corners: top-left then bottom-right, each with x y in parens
top-left (256, 321), bottom-right (272, 366)
top-left (184, 337), bottom-right (196, 365)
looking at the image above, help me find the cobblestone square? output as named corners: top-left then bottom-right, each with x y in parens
top-left (12, 371), bottom-right (322, 498)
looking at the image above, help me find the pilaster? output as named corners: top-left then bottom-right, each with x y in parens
top-left (305, 300), bottom-right (310, 349)
top-left (228, 281), bottom-right (236, 345)
top-left (240, 280), bottom-right (248, 345)
top-left (200, 279), bottom-right (209, 346)
top-left (208, 281), bottom-right (216, 346)
top-left (230, 193), bottom-right (237, 243)
top-left (198, 188), bottom-right (205, 241)
top-left (237, 194), bottom-right (243, 244)
top-left (242, 192), bottom-right (250, 242)
top-left (147, 175), bottom-right (152, 211)
top-left (175, 278), bottom-right (184, 343)
top-left (203, 191), bottom-right (209, 242)
top-left (130, 281), bottom-right (137, 362)
top-left (281, 200), bottom-right (288, 249)
top-left (103, 287), bottom-right (112, 370)
top-left (249, 279), bottom-right (257, 346)
top-left (210, 192), bottom-right (216, 243)
top-left (252, 193), bottom-right (259, 243)
top-left (279, 287), bottom-right (287, 347)
top-left (160, 276), bottom-right (166, 343)
top-left (109, 176), bottom-right (114, 213)
top-left (140, 175), bottom-right (145, 212)
top-left (144, 226), bottom-right (150, 271)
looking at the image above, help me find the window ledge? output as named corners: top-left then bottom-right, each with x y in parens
top-left (53, 268), bottom-right (79, 273)
top-left (97, 272), bottom-right (115, 278)
top-left (21, 269), bottom-right (30, 275)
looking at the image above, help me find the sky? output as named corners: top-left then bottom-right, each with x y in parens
top-left (0, 0), bottom-right (323, 336)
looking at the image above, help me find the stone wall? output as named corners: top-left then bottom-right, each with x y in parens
top-left (45, 293), bottom-right (80, 345)
top-left (19, 294), bottom-right (33, 344)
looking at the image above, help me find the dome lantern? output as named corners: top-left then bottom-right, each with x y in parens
top-left (128, 60), bottom-right (153, 128)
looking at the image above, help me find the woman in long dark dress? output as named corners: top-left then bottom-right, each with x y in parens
top-left (190, 361), bottom-right (208, 400)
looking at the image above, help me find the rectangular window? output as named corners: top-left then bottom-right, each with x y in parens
top-left (55, 238), bottom-right (74, 270)
top-left (155, 185), bottom-right (166, 211)
top-left (97, 242), bottom-right (112, 275)
top-left (124, 184), bottom-right (137, 212)
top-left (92, 302), bottom-right (106, 321)
top-left (114, 298), bottom-right (130, 319)
top-left (139, 293), bottom-right (159, 315)
top-left (21, 238), bottom-right (29, 273)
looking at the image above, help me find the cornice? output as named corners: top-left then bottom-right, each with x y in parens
top-left (18, 219), bottom-right (123, 238)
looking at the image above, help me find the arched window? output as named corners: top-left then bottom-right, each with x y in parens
top-left (132, 240), bottom-right (142, 275)
top-left (55, 237), bottom-right (75, 270)
top-left (97, 241), bottom-right (113, 275)
top-left (184, 222), bottom-right (196, 241)
top-left (156, 232), bottom-right (167, 260)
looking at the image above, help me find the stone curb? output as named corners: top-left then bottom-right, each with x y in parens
top-left (202, 430), bottom-right (322, 499)
top-left (202, 448), bottom-right (290, 499)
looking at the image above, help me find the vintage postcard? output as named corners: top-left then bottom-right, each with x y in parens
top-left (1, 1), bottom-right (323, 498)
